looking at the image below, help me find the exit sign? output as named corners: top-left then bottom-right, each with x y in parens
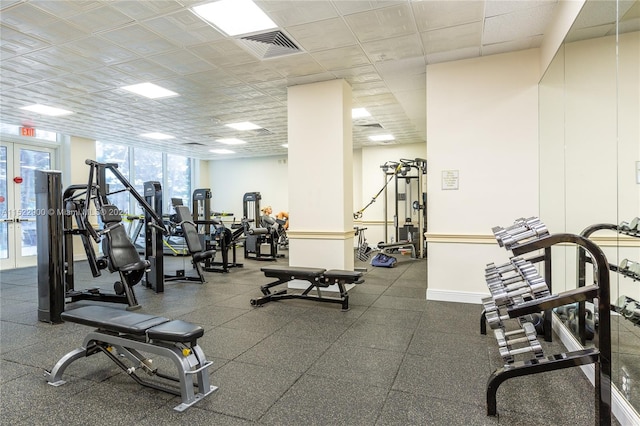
top-left (20, 127), bottom-right (35, 137)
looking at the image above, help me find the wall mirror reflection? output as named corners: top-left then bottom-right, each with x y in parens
top-left (539, 0), bottom-right (640, 418)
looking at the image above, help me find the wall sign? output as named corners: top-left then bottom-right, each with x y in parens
top-left (441, 170), bottom-right (459, 190)
top-left (20, 127), bottom-right (35, 137)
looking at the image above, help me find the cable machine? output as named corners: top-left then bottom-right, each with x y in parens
top-left (380, 158), bottom-right (427, 258)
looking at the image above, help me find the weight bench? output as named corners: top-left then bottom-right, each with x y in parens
top-left (250, 266), bottom-right (364, 311)
top-left (45, 306), bottom-right (217, 411)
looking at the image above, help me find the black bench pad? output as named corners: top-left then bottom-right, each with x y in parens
top-left (147, 320), bottom-right (204, 342)
top-left (62, 306), bottom-right (169, 335)
top-left (261, 266), bottom-right (326, 280)
top-left (324, 270), bottom-right (364, 283)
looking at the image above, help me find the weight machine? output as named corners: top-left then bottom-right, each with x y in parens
top-left (379, 158), bottom-right (427, 258)
top-left (242, 192), bottom-right (279, 261)
top-left (191, 188), bottom-right (243, 273)
top-left (36, 161), bottom-right (168, 321)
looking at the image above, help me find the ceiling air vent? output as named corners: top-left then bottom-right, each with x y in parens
top-left (236, 30), bottom-right (301, 60)
top-left (183, 142), bottom-right (205, 146)
top-left (356, 123), bottom-right (384, 129)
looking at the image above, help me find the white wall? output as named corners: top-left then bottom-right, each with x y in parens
top-left (426, 48), bottom-right (540, 302)
top-left (207, 155), bottom-right (289, 220)
top-left (206, 143), bottom-right (425, 247)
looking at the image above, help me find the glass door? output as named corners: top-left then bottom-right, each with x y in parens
top-left (0, 142), bottom-right (54, 269)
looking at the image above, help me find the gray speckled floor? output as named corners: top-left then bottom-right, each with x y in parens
top-left (0, 252), bottom-right (615, 425)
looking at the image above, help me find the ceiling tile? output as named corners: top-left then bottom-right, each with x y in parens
top-left (483, 3), bottom-right (557, 45)
top-left (99, 24), bottom-right (178, 56)
top-left (332, 1), bottom-right (405, 16)
top-left (311, 45), bottom-right (370, 70)
top-left (421, 21), bottom-right (483, 55)
top-left (189, 40), bottom-right (258, 67)
top-left (109, 0), bottom-right (185, 20)
top-left (285, 17), bottom-right (356, 52)
top-left (1, 3), bottom-right (59, 31)
top-left (257, 0), bottom-right (339, 27)
top-left (141, 10), bottom-right (225, 47)
top-left (148, 49), bottom-right (216, 75)
top-left (361, 33), bottom-right (424, 62)
top-left (412, 0), bottom-right (484, 31)
top-left (345, 3), bottom-right (416, 43)
top-left (64, 4), bottom-right (134, 33)
top-left (63, 36), bottom-right (138, 65)
top-left (0, 24), bottom-right (51, 57)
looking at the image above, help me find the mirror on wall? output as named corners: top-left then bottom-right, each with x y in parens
top-left (539, 0), bottom-right (640, 416)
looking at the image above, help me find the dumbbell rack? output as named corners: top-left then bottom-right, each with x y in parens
top-left (576, 221), bottom-right (640, 344)
top-left (482, 219), bottom-right (612, 426)
top-left (480, 218), bottom-right (553, 343)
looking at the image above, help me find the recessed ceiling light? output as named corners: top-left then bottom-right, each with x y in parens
top-left (191, 0), bottom-right (277, 37)
top-left (140, 132), bottom-right (174, 140)
top-left (20, 104), bottom-right (73, 116)
top-left (281, 144), bottom-right (289, 148)
top-left (122, 82), bottom-right (179, 99)
top-left (210, 149), bottom-right (235, 154)
top-left (352, 108), bottom-right (371, 119)
top-left (217, 138), bottom-right (246, 145)
top-left (369, 134), bottom-right (395, 142)
top-left (225, 121), bottom-right (261, 131)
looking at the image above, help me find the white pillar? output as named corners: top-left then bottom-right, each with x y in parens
top-left (287, 79), bottom-right (354, 270)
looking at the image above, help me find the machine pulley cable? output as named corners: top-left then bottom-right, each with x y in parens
top-left (353, 162), bottom-right (402, 220)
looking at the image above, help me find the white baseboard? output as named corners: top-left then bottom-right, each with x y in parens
top-left (425, 288), bottom-right (487, 304)
top-left (552, 314), bottom-right (640, 426)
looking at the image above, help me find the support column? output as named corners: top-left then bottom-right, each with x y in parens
top-left (287, 79), bottom-right (354, 271)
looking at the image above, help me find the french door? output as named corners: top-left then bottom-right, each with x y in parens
top-left (0, 142), bottom-right (55, 269)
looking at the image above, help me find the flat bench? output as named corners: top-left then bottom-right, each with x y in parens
top-left (250, 266), bottom-right (364, 311)
top-left (44, 306), bottom-right (217, 412)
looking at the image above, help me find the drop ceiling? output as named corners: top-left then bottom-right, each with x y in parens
top-left (0, 0), bottom-right (563, 160)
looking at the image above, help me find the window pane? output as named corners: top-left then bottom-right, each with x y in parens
top-left (96, 141), bottom-right (130, 214)
top-left (165, 154), bottom-right (191, 211)
top-left (134, 150), bottom-right (162, 214)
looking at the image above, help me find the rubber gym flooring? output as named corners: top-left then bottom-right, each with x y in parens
top-left (0, 251), bottom-right (617, 425)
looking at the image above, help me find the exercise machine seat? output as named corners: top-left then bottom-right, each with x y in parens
top-left (101, 205), bottom-right (149, 275)
top-left (61, 306), bottom-right (169, 335)
top-left (261, 266), bottom-right (326, 280)
top-left (147, 320), bottom-right (204, 342)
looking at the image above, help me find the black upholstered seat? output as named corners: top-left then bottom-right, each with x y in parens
top-left (173, 205), bottom-right (215, 282)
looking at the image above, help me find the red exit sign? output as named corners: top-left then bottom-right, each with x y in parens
top-left (20, 127), bottom-right (35, 137)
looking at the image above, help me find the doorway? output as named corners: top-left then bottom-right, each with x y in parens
top-left (0, 142), bottom-right (55, 269)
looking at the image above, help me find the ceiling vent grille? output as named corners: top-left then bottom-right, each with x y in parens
top-left (236, 30), bottom-right (301, 60)
top-left (183, 142), bottom-right (205, 146)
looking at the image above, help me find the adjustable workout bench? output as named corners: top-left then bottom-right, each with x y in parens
top-left (250, 266), bottom-right (364, 311)
top-left (45, 306), bottom-right (217, 411)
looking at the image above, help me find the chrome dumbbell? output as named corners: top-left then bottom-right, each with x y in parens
top-left (484, 297), bottom-right (524, 329)
top-left (619, 259), bottom-right (640, 279)
top-left (492, 218), bottom-right (545, 248)
top-left (619, 217), bottom-right (640, 234)
top-left (495, 322), bottom-right (544, 364)
top-left (499, 223), bottom-right (549, 250)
